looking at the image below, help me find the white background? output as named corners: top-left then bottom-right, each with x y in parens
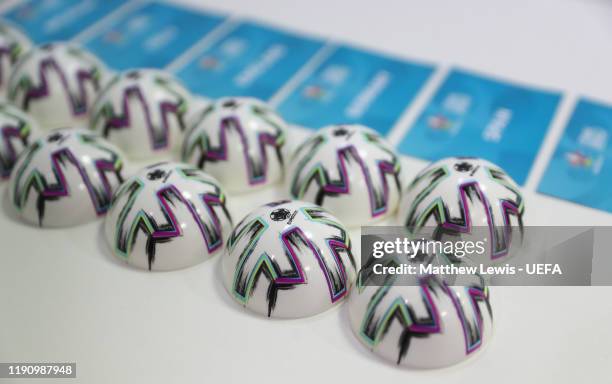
top-left (1, 0), bottom-right (612, 383)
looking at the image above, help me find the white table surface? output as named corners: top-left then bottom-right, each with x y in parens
top-left (1, 0), bottom-right (612, 383)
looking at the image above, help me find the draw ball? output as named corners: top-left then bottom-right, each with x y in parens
top-left (398, 157), bottom-right (525, 264)
top-left (90, 69), bottom-right (192, 160)
top-left (104, 162), bottom-right (232, 271)
top-left (181, 97), bottom-right (287, 193)
top-left (286, 124), bottom-right (402, 227)
top-left (7, 42), bottom-right (109, 130)
top-left (222, 200), bottom-right (357, 318)
top-left (8, 128), bottom-right (125, 227)
top-left (348, 269), bottom-right (493, 368)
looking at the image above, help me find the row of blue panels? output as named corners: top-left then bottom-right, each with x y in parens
top-left (3, 1), bottom-right (433, 136)
top-left (3, 0), bottom-right (611, 213)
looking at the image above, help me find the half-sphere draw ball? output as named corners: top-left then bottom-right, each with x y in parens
top-left (90, 69), bottom-right (192, 159)
top-left (348, 270), bottom-right (493, 368)
top-left (286, 124), bottom-right (402, 227)
top-left (222, 200), bottom-right (357, 318)
top-left (8, 42), bottom-right (108, 130)
top-left (104, 162), bottom-right (233, 271)
top-left (397, 157), bottom-right (525, 264)
top-left (8, 128), bottom-right (125, 227)
top-left (182, 97), bottom-right (286, 193)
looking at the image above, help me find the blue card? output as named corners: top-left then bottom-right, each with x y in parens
top-left (83, 1), bottom-right (225, 70)
top-left (277, 45), bottom-right (434, 135)
top-left (398, 69), bottom-right (561, 185)
top-left (3, 0), bottom-right (125, 43)
top-left (538, 98), bottom-right (612, 212)
top-left (176, 22), bottom-right (324, 100)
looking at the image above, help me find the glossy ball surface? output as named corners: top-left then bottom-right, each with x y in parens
top-left (7, 42), bottom-right (108, 130)
top-left (104, 162), bottom-right (232, 271)
top-left (222, 200), bottom-right (356, 318)
top-left (0, 102), bottom-right (40, 180)
top-left (0, 21), bottom-right (31, 99)
top-left (398, 157), bottom-right (525, 264)
top-left (182, 97), bottom-right (286, 193)
top-left (8, 128), bottom-right (125, 227)
top-left (90, 69), bottom-right (191, 160)
top-left (286, 125), bottom-right (402, 227)
top-left (348, 272), bottom-right (493, 368)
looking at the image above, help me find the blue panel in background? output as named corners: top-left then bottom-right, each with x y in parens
top-left (277, 45), bottom-right (434, 135)
top-left (538, 99), bottom-right (612, 212)
top-left (398, 69), bottom-right (561, 185)
top-left (176, 22), bottom-right (324, 100)
top-left (3, 0), bottom-right (125, 43)
top-left (83, 1), bottom-right (225, 70)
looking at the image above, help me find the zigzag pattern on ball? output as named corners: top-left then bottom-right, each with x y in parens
top-left (290, 134), bottom-right (400, 218)
top-left (359, 274), bottom-right (490, 364)
top-left (95, 85), bottom-right (186, 151)
top-left (11, 57), bottom-right (99, 116)
top-left (183, 110), bottom-right (284, 186)
top-left (451, 284), bottom-right (491, 354)
top-left (0, 45), bottom-right (19, 88)
top-left (228, 207), bottom-right (353, 317)
top-left (404, 165), bottom-right (523, 259)
top-left (11, 139), bottom-right (122, 226)
top-left (0, 118), bottom-right (30, 179)
top-left (112, 172), bottom-right (229, 270)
